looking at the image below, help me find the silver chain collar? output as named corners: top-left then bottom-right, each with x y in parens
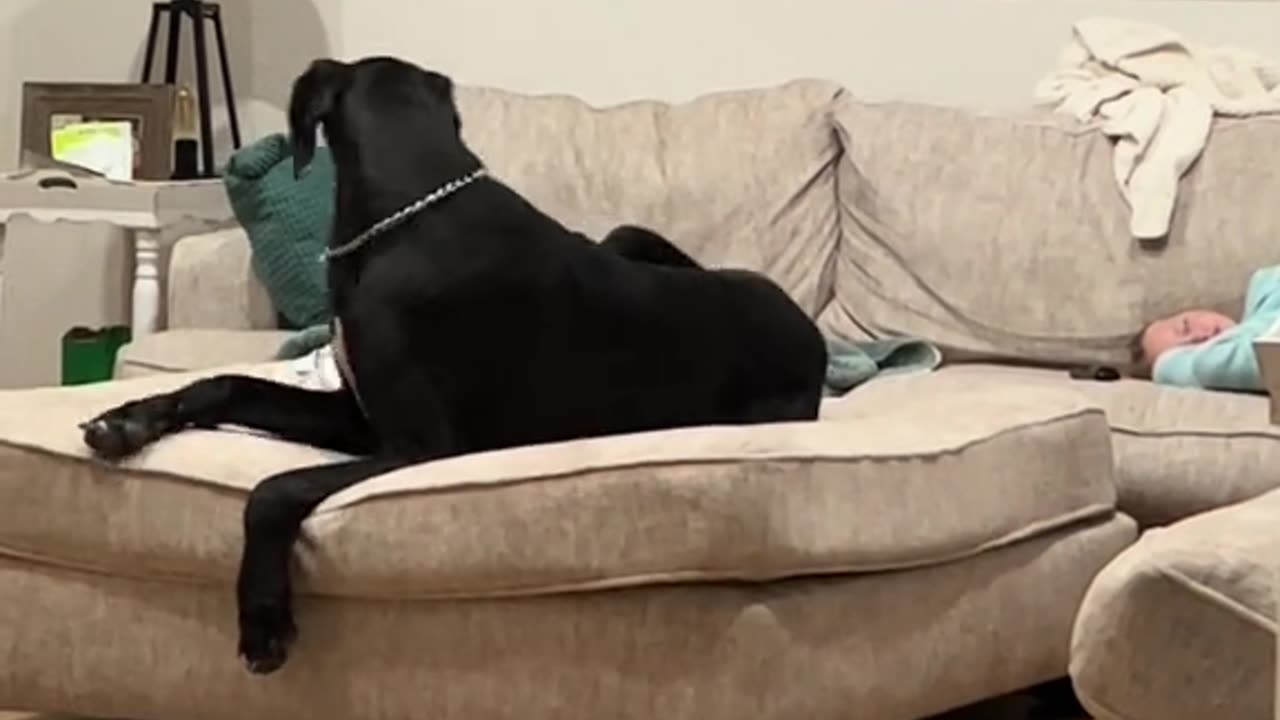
top-left (321, 167), bottom-right (489, 262)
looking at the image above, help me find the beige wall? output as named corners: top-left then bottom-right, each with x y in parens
top-left (2, 0), bottom-right (1280, 168)
top-left (340, 0), bottom-right (1280, 108)
top-left (0, 0), bottom-right (341, 169)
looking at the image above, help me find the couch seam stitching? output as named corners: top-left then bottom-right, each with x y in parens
top-left (1110, 425), bottom-right (1280, 440)
top-left (1155, 565), bottom-right (1278, 634)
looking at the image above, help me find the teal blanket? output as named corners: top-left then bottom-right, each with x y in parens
top-left (276, 323), bottom-right (334, 360)
top-left (823, 336), bottom-right (942, 394)
top-left (278, 326), bottom-right (941, 395)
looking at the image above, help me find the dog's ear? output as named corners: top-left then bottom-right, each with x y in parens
top-left (422, 71), bottom-right (462, 133)
top-left (289, 59), bottom-right (350, 179)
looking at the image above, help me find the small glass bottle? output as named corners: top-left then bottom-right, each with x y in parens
top-left (171, 85), bottom-right (200, 180)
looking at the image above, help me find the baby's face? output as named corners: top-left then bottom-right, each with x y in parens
top-left (1141, 310), bottom-right (1237, 364)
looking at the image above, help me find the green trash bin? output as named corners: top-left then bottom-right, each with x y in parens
top-left (61, 325), bottom-right (132, 386)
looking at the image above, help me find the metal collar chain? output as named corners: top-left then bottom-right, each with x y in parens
top-left (321, 166), bottom-right (489, 262)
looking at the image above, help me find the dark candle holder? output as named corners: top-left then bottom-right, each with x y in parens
top-left (140, 0), bottom-right (242, 178)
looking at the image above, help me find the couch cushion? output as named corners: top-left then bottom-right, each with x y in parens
top-left (454, 80), bottom-right (843, 316)
top-left (167, 227), bottom-right (279, 331)
top-left (1070, 488), bottom-right (1280, 720)
top-left (115, 329), bottom-right (294, 378)
top-left (0, 364), bottom-right (1116, 599)
top-left (827, 96), bottom-right (1280, 365)
top-left (843, 364), bottom-right (1280, 528)
top-left (0, 516), bottom-right (1138, 720)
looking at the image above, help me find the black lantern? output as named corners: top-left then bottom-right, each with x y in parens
top-left (140, 0), bottom-right (242, 178)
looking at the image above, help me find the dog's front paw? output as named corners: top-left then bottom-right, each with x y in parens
top-left (80, 396), bottom-right (177, 460)
top-left (238, 596), bottom-right (298, 675)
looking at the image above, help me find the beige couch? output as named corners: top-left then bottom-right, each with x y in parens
top-left (1, 80), bottom-right (1277, 720)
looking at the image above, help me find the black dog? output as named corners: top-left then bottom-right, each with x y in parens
top-left (80, 56), bottom-right (827, 675)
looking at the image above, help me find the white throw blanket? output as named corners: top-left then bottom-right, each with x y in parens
top-left (1036, 17), bottom-right (1280, 240)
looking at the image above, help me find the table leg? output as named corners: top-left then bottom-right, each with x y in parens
top-left (132, 229), bottom-right (162, 336)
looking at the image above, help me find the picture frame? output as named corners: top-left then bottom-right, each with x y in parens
top-left (20, 82), bottom-right (176, 181)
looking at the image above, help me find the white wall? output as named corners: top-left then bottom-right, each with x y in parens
top-left (2, 0), bottom-right (1280, 168)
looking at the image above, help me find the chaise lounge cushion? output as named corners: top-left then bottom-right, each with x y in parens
top-left (0, 363), bottom-right (1118, 600)
top-left (1070, 486), bottom-right (1280, 720)
top-left (844, 364), bottom-right (1280, 528)
top-left (0, 514), bottom-right (1136, 720)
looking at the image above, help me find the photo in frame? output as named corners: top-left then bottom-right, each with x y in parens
top-left (20, 82), bottom-right (176, 181)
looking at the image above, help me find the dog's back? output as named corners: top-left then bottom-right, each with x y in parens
top-left (345, 180), bottom-right (826, 454)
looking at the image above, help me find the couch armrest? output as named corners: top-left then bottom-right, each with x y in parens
top-left (167, 227), bottom-right (277, 330)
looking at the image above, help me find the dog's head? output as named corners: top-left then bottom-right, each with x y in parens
top-left (288, 56), bottom-right (463, 179)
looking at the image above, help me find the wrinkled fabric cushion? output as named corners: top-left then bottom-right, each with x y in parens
top-left (1074, 377), bottom-right (1278, 527)
top-left (0, 364), bottom-right (1115, 599)
top-left (827, 96), bottom-right (1280, 365)
top-left (167, 228), bottom-right (278, 331)
top-left (0, 516), bottom-right (1136, 720)
top-left (454, 81), bottom-right (843, 316)
top-left (1070, 488), bottom-right (1280, 720)
top-left (115, 329), bottom-right (293, 378)
top-left (846, 364), bottom-right (1280, 527)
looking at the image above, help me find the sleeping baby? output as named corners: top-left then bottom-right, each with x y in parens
top-left (1134, 265), bottom-right (1280, 392)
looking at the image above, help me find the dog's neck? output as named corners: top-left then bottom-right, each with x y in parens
top-left (326, 165), bottom-right (487, 261)
top-left (331, 139), bottom-right (481, 246)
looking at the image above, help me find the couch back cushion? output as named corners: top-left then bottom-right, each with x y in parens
top-left (454, 80), bottom-right (843, 316)
top-left (826, 95), bottom-right (1280, 366)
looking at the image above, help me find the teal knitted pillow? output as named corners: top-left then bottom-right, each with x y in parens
top-left (223, 134), bottom-right (334, 329)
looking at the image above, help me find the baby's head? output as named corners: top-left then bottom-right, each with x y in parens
top-left (1131, 309), bottom-right (1237, 376)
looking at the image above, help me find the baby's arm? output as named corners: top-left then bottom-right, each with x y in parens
top-left (1244, 266), bottom-right (1280, 316)
top-left (1185, 268), bottom-right (1280, 391)
top-left (1153, 266), bottom-right (1280, 392)
top-left (1187, 319), bottom-right (1268, 391)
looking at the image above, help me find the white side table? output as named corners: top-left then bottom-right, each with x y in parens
top-left (0, 169), bottom-right (234, 388)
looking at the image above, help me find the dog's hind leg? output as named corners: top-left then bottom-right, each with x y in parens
top-left (601, 224), bottom-right (703, 269)
top-left (236, 455), bottom-right (405, 674)
top-left (81, 375), bottom-right (374, 460)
